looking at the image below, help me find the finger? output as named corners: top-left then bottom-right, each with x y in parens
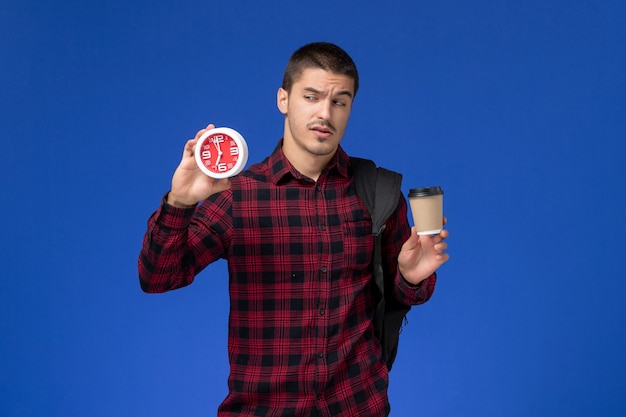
top-left (427, 231), bottom-right (448, 249)
top-left (214, 178), bottom-right (233, 193)
top-left (422, 229), bottom-right (446, 245)
top-left (402, 227), bottom-right (421, 251)
top-left (436, 253), bottom-right (450, 263)
top-left (183, 138), bottom-right (197, 157)
top-left (195, 123), bottom-right (216, 140)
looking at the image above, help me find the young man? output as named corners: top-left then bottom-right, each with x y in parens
top-left (139, 42), bottom-right (449, 417)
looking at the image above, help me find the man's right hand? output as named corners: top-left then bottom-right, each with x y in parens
top-left (167, 124), bottom-right (233, 207)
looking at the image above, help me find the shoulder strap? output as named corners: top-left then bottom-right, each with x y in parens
top-left (351, 157), bottom-right (405, 370)
top-left (350, 157), bottom-right (402, 236)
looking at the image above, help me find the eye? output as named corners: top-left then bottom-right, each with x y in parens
top-left (304, 95), bottom-right (317, 101)
top-left (333, 100), bottom-right (346, 107)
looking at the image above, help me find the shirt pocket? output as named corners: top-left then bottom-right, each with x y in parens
top-left (341, 213), bottom-right (374, 272)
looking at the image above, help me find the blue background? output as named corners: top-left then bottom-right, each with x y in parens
top-left (2, 1), bottom-right (625, 416)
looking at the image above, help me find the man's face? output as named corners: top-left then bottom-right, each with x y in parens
top-left (277, 67), bottom-right (355, 159)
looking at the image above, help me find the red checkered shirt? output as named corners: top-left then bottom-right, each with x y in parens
top-left (138, 143), bottom-right (436, 416)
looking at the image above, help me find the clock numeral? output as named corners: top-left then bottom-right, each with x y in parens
top-left (217, 163), bottom-right (227, 172)
top-left (230, 147), bottom-right (239, 156)
top-left (201, 150), bottom-right (211, 159)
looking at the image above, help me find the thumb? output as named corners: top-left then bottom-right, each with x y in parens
top-left (213, 178), bottom-right (233, 194)
top-left (401, 226), bottom-right (421, 252)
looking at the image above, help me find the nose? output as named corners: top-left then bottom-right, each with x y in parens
top-left (317, 99), bottom-right (332, 120)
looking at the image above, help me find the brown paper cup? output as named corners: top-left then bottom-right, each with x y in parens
top-left (408, 186), bottom-right (444, 235)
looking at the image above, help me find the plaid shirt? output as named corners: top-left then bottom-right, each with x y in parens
top-left (139, 143), bottom-right (436, 416)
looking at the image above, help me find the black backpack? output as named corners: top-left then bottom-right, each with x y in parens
top-left (351, 157), bottom-right (411, 371)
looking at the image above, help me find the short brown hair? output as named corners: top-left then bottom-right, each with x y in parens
top-left (281, 42), bottom-right (359, 97)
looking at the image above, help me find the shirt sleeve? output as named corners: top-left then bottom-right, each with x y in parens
top-left (381, 194), bottom-right (437, 306)
top-left (137, 191), bottom-right (232, 293)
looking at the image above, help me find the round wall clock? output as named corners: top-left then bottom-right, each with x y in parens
top-left (194, 127), bottom-right (249, 179)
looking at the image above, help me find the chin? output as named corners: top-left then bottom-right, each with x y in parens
top-left (308, 143), bottom-right (338, 157)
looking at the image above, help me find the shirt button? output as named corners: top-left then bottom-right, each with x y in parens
top-left (321, 267), bottom-right (327, 273)
top-left (320, 224), bottom-right (326, 230)
top-left (318, 352), bottom-right (324, 358)
top-left (319, 309), bottom-right (325, 315)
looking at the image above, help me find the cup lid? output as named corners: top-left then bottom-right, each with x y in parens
top-left (408, 186), bottom-right (443, 197)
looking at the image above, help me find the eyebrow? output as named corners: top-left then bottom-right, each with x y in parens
top-left (304, 86), bottom-right (353, 99)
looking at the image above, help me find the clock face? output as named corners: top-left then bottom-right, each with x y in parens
top-left (194, 127), bottom-right (249, 179)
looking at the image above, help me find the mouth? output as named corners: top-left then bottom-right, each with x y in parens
top-left (309, 123), bottom-right (335, 138)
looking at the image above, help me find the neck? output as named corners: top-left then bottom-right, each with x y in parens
top-left (282, 139), bottom-right (335, 182)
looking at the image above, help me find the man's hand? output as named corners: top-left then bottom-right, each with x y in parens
top-left (398, 218), bottom-right (450, 285)
top-left (167, 124), bottom-right (232, 207)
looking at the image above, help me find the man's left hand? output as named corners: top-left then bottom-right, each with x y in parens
top-left (398, 218), bottom-right (450, 285)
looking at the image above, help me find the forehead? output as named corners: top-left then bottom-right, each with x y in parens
top-left (293, 67), bottom-right (355, 95)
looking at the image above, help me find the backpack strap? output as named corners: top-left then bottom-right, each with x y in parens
top-left (350, 157), bottom-right (405, 369)
top-left (350, 157), bottom-right (402, 237)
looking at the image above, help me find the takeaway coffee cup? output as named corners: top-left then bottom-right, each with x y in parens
top-left (408, 186), bottom-right (444, 235)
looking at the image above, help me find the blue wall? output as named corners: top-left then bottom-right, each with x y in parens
top-left (2, 1), bottom-right (625, 416)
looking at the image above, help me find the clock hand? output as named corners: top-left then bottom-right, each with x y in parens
top-left (213, 138), bottom-right (223, 165)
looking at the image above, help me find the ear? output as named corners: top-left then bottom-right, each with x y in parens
top-left (277, 88), bottom-right (288, 115)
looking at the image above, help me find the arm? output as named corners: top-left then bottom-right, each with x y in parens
top-left (138, 191), bottom-right (232, 293)
top-left (382, 196), bottom-right (446, 305)
top-left (137, 124), bottom-right (233, 292)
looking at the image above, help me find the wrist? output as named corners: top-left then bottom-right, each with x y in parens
top-left (166, 192), bottom-right (197, 208)
top-left (398, 266), bottom-right (432, 287)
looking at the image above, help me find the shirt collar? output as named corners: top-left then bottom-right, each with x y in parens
top-left (268, 139), bottom-right (350, 185)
